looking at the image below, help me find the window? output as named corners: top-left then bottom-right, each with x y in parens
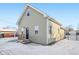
top-left (49, 25), bottom-right (52, 34)
top-left (35, 26), bottom-right (39, 34)
top-left (26, 9), bottom-right (30, 16)
top-left (27, 12), bottom-right (30, 16)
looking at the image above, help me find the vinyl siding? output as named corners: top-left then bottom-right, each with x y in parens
top-left (60, 28), bottom-right (65, 39)
top-left (18, 7), bottom-right (47, 44)
top-left (47, 20), bottom-right (61, 41)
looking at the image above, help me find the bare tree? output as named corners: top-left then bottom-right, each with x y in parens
top-left (77, 24), bottom-right (79, 30)
top-left (65, 25), bottom-right (74, 40)
top-left (66, 25), bottom-right (74, 32)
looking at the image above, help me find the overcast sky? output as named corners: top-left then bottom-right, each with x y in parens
top-left (0, 3), bottom-right (79, 29)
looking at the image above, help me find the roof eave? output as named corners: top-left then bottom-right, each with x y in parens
top-left (48, 16), bottom-right (62, 26)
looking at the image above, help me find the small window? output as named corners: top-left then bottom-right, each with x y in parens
top-left (35, 26), bottom-right (39, 34)
top-left (26, 9), bottom-right (31, 16)
top-left (27, 12), bottom-right (30, 16)
top-left (49, 25), bottom-right (52, 34)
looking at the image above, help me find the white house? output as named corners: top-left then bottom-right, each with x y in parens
top-left (17, 4), bottom-right (65, 45)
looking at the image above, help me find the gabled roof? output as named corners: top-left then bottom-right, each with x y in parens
top-left (17, 4), bottom-right (48, 25)
top-left (17, 4), bottom-right (62, 26)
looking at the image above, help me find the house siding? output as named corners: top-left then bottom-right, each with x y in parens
top-left (51, 20), bottom-right (61, 41)
top-left (47, 19), bottom-right (55, 44)
top-left (60, 28), bottom-right (65, 40)
top-left (47, 19), bottom-right (63, 44)
top-left (18, 7), bottom-right (47, 44)
top-left (48, 20), bottom-right (61, 42)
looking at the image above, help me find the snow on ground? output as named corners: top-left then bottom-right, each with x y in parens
top-left (0, 38), bottom-right (79, 55)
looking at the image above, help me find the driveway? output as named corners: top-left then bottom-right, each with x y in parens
top-left (0, 38), bottom-right (79, 55)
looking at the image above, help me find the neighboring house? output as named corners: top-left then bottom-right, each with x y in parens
top-left (67, 30), bottom-right (79, 41)
top-left (0, 28), bottom-right (16, 38)
top-left (68, 30), bottom-right (77, 40)
top-left (17, 4), bottom-right (65, 45)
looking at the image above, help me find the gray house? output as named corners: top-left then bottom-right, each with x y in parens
top-left (17, 4), bottom-right (65, 45)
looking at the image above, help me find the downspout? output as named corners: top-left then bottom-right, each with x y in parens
top-left (46, 17), bottom-right (48, 44)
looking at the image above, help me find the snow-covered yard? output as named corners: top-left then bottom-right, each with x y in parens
top-left (0, 38), bottom-right (79, 55)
